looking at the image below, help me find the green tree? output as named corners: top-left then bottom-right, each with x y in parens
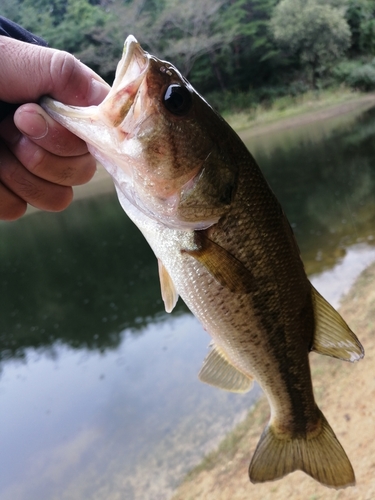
top-left (140, 0), bottom-right (282, 94)
top-left (345, 0), bottom-right (375, 55)
top-left (270, 0), bottom-right (351, 87)
top-left (216, 0), bottom-right (282, 91)
top-left (143, 0), bottom-right (234, 78)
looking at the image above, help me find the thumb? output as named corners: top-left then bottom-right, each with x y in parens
top-left (0, 36), bottom-right (109, 106)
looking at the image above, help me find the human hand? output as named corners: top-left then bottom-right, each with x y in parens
top-left (0, 36), bottom-right (109, 220)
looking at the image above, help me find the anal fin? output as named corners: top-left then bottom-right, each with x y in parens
top-left (158, 259), bottom-right (179, 313)
top-left (311, 285), bottom-right (364, 362)
top-left (199, 344), bottom-right (253, 393)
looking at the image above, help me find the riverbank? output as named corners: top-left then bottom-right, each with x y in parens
top-left (172, 262), bottom-right (375, 500)
top-left (225, 89), bottom-right (375, 136)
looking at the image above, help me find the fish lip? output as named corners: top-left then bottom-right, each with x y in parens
top-left (40, 97), bottom-right (96, 120)
top-left (112, 35), bottom-right (147, 92)
top-left (68, 34), bottom-right (147, 136)
top-left (102, 35), bottom-right (149, 111)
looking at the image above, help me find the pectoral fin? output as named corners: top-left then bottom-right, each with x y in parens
top-left (158, 259), bottom-right (179, 313)
top-left (182, 232), bottom-right (254, 293)
top-left (199, 344), bottom-right (253, 393)
top-left (311, 285), bottom-right (364, 362)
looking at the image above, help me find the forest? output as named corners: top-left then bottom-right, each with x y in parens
top-left (2, 0), bottom-right (375, 112)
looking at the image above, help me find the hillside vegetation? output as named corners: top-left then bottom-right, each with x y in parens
top-left (3, 0), bottom-right (375, 113)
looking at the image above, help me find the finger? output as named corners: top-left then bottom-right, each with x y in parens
top-left (11, 136), bottom-right (96, 187)
top-left (0, 182), bottom-right (27, 221)
top-left (9, 136), bottom-right (96, 186)
top-left (0, 114), bottom-right (96, 186)
top-left (0, 143), bottom-right (73, 212)
top-left (14, 103), bottom-right (89, 156)
top-left (0, 36), bottom-right (109, 106)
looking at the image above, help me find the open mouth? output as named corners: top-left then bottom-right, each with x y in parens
top-left (40, 35), bottom-right (149, 131)
top-left (112, 36), bottom-right (149, 94)
top-left (99, 35), bottom-right (150, 127)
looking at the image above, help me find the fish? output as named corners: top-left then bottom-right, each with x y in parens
top-left (41, 35), bottom-right (364, 489)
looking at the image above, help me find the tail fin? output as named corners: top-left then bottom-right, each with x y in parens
top-left (249, 409), bottom-right (355, 489)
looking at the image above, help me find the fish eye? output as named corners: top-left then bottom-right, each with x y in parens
top-left (163, 84), bottom-right (192, 116)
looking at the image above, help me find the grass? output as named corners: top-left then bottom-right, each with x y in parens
top-left (223, 87), bottom-right (365, 132)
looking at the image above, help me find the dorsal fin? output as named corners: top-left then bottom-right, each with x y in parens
top-left (182, 231), bottom-right (254, 294)
top-left (158, 259), bottom-right (179, 313)
top-left (311, 285), bottom-right (364, 362)
top-left (199, 344), bottom-right (253, 393)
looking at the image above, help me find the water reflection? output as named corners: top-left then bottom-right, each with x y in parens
top-left (310, 243), bottom-right (375, 309)
top-left (0, 315), bottom-right (261, 500)
top-left (0, 195), bottom-right (188, 363)
top-left (1, 102), bottom-right (375, 500)
top-left (245, 103), bottom-right (375, 274)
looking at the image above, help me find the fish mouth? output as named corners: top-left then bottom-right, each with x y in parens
top-left (111, 35), bottom-right (149, 96)
top-left (99, 35), bottom-right (150, 127)
top-left (40, 35), bottom-right (149, 136)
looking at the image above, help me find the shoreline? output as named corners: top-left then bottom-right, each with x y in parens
top-left (233, 92), bottom-right (375, 139)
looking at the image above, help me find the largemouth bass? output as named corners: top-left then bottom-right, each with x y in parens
top-left (41, 36), bottom-right (364, 489)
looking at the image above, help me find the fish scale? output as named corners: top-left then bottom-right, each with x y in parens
top-left (41, 35), bottom-right (364, 489)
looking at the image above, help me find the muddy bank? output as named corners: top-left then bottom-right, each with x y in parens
top-left (237, 93), bottom-right (375, 140)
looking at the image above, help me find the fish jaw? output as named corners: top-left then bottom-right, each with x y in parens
top-left (40, 36), bottom-right (149, 189)
top-left (40, 35), bottom-right (150, 169)
top-left (99, 35), bottom-right (150, 130)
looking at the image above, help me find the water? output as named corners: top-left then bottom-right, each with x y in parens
top-left (1, 103), bottom-right (375, 499)
top-left (244, 102), bottom-right (375, 274)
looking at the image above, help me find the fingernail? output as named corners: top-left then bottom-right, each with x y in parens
top-left (16, 109), bottom-right (48, 140)
top-left (87, 79), bottom-right (110, 105)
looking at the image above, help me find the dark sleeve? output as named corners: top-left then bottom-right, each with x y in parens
top-left (0, 17), bottom-right (48, 121)
top-left (0, 16), bottom-right (48, 46)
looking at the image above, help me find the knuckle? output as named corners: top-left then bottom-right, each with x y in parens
top-left (75, 154), bottom-right (96, 184)
top-left (0, 155), bottom-right (73, 212)
top-left (2, 167), bottom-right (41, 201)
top-left (49, 50), bottom-right (79, 94)
top-left (27, 147), bottom-right (48, 176)
top-left (1, 162), bottom-right (22, 186)
top-left (0, 158), bottom-right (42, 201)
top-left (56, 165), bottom-right (76, 184)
